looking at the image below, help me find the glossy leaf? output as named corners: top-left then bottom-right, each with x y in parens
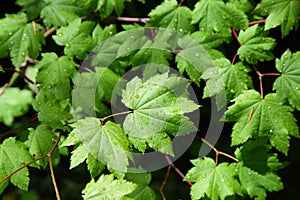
top-left (254, 0), bottom-right (300, 37)
top-left (82, 174), bottom-right (137, 200)
top-left (185, 157), bottom-right (242, 200)
top-left (0, 138), bottom-right (33, 190)
top-left (225, 90), bottom-right (299, 154)
top-left (0, 13), bottom-right (45, 67)
top-left (122, 73), bottom-right (199, 154)
top-left (237, 24), bottom-right (276, 64)
top-left (273, 50), bottom-right (300, 110)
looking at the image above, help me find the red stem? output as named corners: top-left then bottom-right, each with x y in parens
top-left (165, 155), bottom-right (193, 186)
top-left (248, 19), bottom-right (266, 26)
top-left (0, 83), bottom-right (9, 96)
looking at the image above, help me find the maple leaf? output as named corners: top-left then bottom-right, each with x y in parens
top-left (125, 172), bottom-right (157, 200)
top-left (33, 53), bottom-right (77, 128)
top-left (26, 125), bottom-right (60, 168)
top-left (0, 87), bottom-right (32, 126)
top-left (202, 58), bottom-right (253, 104)
top-left (237, 24), bottom-right (276, 64)
top-left (82, 174), bottom-right (137, 200)
top-left (191, 0), bottom-right (248, 33)
top-left (0, 138), bottom-right (33, 190)
top-left (254, 0), bottom-right (300, 37)
top-left (53, 18), bottom-right (95, 60)
top-left (0, 13), bottom-right (45, 67)
top-left (41, 0), bottom-right (81, 28)
top-left (273, 50), bottom-right (300, 110)
top-left (147, 0), bottom-right (194, 34)
top-left (16, 0), bottom-right (46, 20)
top-left (96, 0), bottom-right (128, 19)
top-left (225, 90), bottom-right (299, 154)
top-left (71, 118), bottom-right (131, 173)
top-left (122, 73), bottom-right (199, 154)
top-left (184, 157), bottom-right (242, 200)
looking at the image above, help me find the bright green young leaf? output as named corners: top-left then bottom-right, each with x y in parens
top-left (237, 24), bottom-right (276, 64)
top-left (254, 0), bottom-right (300, 37)
top-left (86, 154), bottom-right (106, 178)
top-left (122, 73), bottom-right (199, 154)
top-left (273, 50), bottom-right (300, 110)
top-left (41, 0), bottom-right (81, 28)
top-left (71, 118), bottom-right (131, 174)
top-left (82, 174), bottom-right (137, 200)
top-left (0, 137), bottom-right (33, 190)
top-left (234, 163), bottom-right (283, 200)
top-left (125, 172), bottom-right (156, 200)
top-left (96, 0), bottom-right (128, 19)
top-left (225, 90), bottom-right (299, 154)
top-left (92, 24), bottom-right (117, 44)
top-left (53, 18), bottom-right (95, 60)
top-left (184, 157), bottom-right (242, 200)
top-left (147, 0), bottom-right (193, 34)
top-left (26, 125), bottom-right (59, 168)
top-left (191, 0), bottom-right (248, 33)
top-left (0, 13), bottom-right (45, 67)
top-left (0, 87), bottom-right (32, 126)
top-left (202, 58), bottom-right (253, 103)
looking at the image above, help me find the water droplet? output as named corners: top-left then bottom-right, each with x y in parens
top-left (109, 31), bottom-right (113, 35)
top-left (202, 175), bottom-right (206, 178)
top-left (8, 32), bottom-right (12, 35)
top-left (21, 52), bottom-right (25, 56)
top-left (127, 47), bottom-right (130, 51)
top-left (248, 171), bottom-right (252, 175)
top-left (10, 41), bottom-right (13, 45)
top-left (296, 87), bottom-right (299, 90)
top-left (269, 129), bottom-right (273, 133)
top-left (65, 43), bottom-right (70, 48)
top-left (179, 28), bottom-right (183, 32)
top-left (174, 18), bottom-right (177, 22)
top-left (58, 33), bottom-right (62, 37)
top-left (131, 35), bottom-right (134, 39)
top-left (221, 178), bottom-right (225, 182)
top-left (195, 53), bottom-right (199, 57)
top-left (23, 33), bottom-right (27, 37)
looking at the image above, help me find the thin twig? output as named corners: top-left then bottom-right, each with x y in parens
top-left (44, 27), bottom-right (56, 38)
top-left (260, 72), bottom-right (281, 77)
top-left (48, 156), bottom-right (61, 200)
top-left (232, 28), bottom-right (241, 46)
top-left (165, 155), bottom-right (193, 186)
top-left (0, 83), bottom-right (9, 96)
top-left (116, 16), bottom-right (149, 24)
top-left (199, 137), bottom-right (239, 164)
top-left (159, 165), bottom-right (171, 200)
top-left (178, 0), bottom-right (184, 6)
top-left (0, 154), bottom-right (48, 184)
top-left (248, 20), bottom-right (266, 26)
top-left (99, 111), bottom-right (132, 123)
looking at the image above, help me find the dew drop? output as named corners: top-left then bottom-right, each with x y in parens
top-left (296, 87), bottom-right (299, 90)
top-left (8, 32), bottom-right (12, 35)
top-left (269, 129), bottom-right (273, 133)
top-left (109, 31), bottom-right (113, 35)
top-left (202, 175), bottom-right (206, 178)
top-left (195, 53), bottom-right (199, 57)
top-left (174, 18), bottom-right (177, 22)
top-left (23, 33), bottom-right (27, 37)
top-left (65, 43), bottom-right (70, 48)
top-left (179, 28), bottom-right (183, 32)
top-left (21, 52), bottom-right (25, 56)
top-left (221, 178), bottom-right (225, 182)
top-left (58, 33), bottom-right (62, 37)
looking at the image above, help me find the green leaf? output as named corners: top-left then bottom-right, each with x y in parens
top-left (235, 163), bottom-right (283, 200)
top-left (71, 118), bottom-right (131, 174)
top-left (254, 0), bottom-right (300, 37)
top-left (87, 154), bottom-right (106, 178)
top-left (122, 73), bottom-right (199, 154)
top-left (26, 125), bottom-right (59, 168)
top-left (0, 138), bottom-right (33, 190)
top-left (125, 172), bottom-right (156, 200)
top-left (185, 157), bottom-right (242, 200)
top-left (237, 24), bottom-right (276, 64)
top-left (16, 0), bottom-right (46, 20)
top-left (92, 24), bottom-right (117, 45)
top-left (147, 0), bottom-right (193, 34)
top-left (53, 18), bottom-right (95, 60)
top-left (33, 53), bottom-right (77, 128)
top-left (96, 0), bottom-right (127, 19)
top-left (41, 0), bottom-right (81, 28)
top-left (273, 50), bottom-right (300, 110)
top-left (225, 90), bottom-right (299, 154)
top-left (0, 87), bottom-right (32, 126)
top-left (176, 36), bottom-right (214, 85)
top-left (0, 13), bottom-right (45, 67)
top-left (190, 30), bottom-right (231, 49)
top-left (82, 174), bottom-right (137, 200)
top-left (202, 58), bottom-right (253, 103)
top-left (191, 0), bottom-right (248, 33)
